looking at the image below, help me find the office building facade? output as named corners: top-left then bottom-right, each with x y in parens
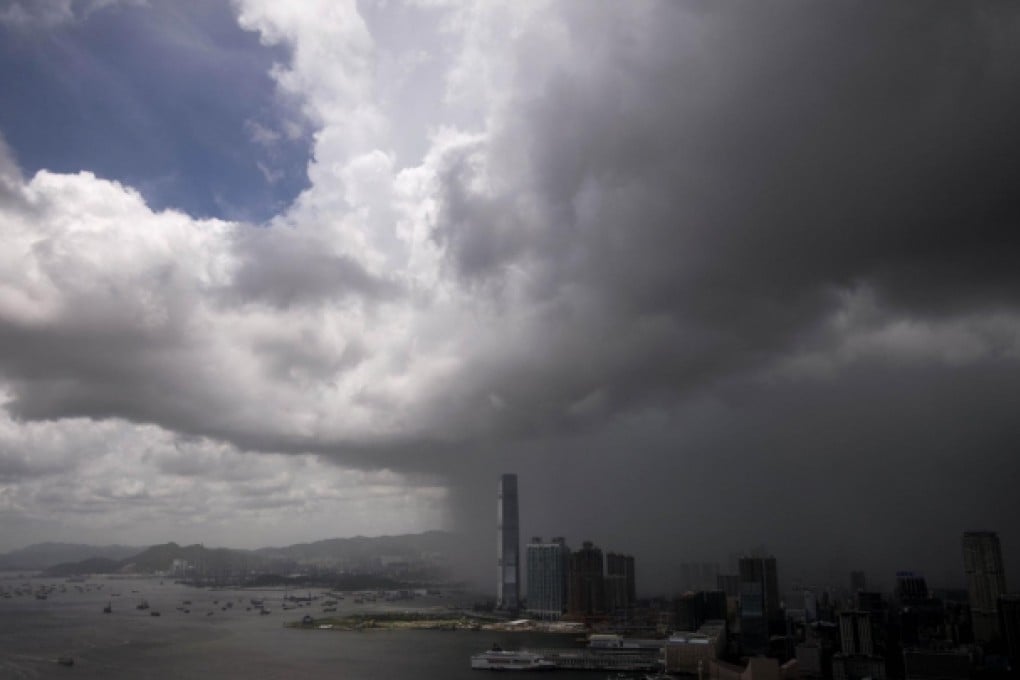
top-left (526, 536), bottom-right (570, 619)
top-left (497, 473), bottom-right (520, 611)
top-left (839, 611), bottom-right (874, 656)
top-left (738, 556), bottom-right (780, 655)
top-left (605, 552), bottom-right (636, 612)
top-left (568, 541), bottom-right (605, 617)
top-left (895, 571), bottom-right (929, 604)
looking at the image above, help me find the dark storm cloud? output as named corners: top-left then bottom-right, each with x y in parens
top-left (440, 354), bottom-right (1020, 591)
top-left (0, 344), bottom-right (229, 443)
top-left (428, 2), bottom-right (1020, 435)
top-left (415, 2), bottom-right (1020, 589)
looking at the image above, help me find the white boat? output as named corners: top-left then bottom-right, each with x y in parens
top-left (471, 646), bottom-right (555, 671)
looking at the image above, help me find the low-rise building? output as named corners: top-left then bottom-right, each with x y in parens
top-left (832, 653), bottom-right (885, 680)
top-left (709, 656), bottom-right (799, 680)
top-left (902, 649), bottom-right (971, 680)
top-left (664, 619), bottom-right (726, 674)
top-left (795, 642), bottom-right (823, 678)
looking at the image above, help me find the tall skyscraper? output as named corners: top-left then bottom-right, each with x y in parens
top-left (568, 541), bottom-right (605, 617)
top-left (605, 552), bottom-right (636, 612)
top-left (497, 473), bottom-right (520, 612)
top-left (962, 531), bottom-right (1007, 643)
top-left (739, 556), bottom-right (780, 655)
top-left (717, 573), bottom-right (740, 598)
top-left (526, 536), bottom-right (570, 619)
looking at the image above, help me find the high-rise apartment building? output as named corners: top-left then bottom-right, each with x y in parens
top-left (497, 473), bottom-right (520, 611)
top-left (675, 590), bottom-right (726, 632)
top-left (895, 571), bottom-right (929, 604)
top-left (962, 531), bottom-right (1007, 643)
top-left (839, 611), bottom-right (874, 656)
top-left (717, 573), bottom-right (740, 598)
top-left (834, 609), bottom-right (888, 680)
top-left (526, 536), bottom-right (570, 619)
top-left (739, 556), bottom-right (780, 655)
top-left (605, 552), bottom-right (636, 612)
top-left (568, 541), bottom-right (605, 617)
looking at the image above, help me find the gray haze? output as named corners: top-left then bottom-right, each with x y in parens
top-left (0, 1), bottom-right (1018, 593)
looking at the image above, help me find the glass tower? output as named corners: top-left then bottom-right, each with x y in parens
top-left (497, 473), bottom-right (520, 611)
top-left (526, 537), bottom-right (570, 619)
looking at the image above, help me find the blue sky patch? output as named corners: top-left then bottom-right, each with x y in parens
top-left (0, 0), bottom-right (309, 222)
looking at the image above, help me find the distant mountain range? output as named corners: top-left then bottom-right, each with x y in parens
top-left (0, 542), bottom-right (144, 570)
top-left (254, 530), bottom-right (460, 564)
top-left (0, 531), bottom-right (459, 579)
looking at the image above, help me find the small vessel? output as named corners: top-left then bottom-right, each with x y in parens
top-left (56, 656), bottom-right (74, 667)
top-left (471, 645), bottom-right (555, 671)
top-left (150, 611), bottom-right (161, 617)
top-left (103, 602), bottom-right (112, 614)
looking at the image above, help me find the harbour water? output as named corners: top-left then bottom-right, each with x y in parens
top-left (0, 574), bottom-right (608, 679)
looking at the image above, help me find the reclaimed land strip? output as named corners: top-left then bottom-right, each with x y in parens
top-left (285, 611), bottom-right (484, 631)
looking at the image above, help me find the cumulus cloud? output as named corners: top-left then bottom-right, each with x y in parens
top-left (0, 405), bottom-right (446, 547)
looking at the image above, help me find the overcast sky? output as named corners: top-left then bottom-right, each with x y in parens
top-left (0, 0), bottom-right (1018, 593)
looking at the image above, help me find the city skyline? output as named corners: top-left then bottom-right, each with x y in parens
top-left (0, 1), bottom-right (1018, 598)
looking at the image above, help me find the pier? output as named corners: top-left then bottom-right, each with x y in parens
top-left (532, 647), bottom-right (661, 671)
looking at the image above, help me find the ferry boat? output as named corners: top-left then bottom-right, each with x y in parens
top-left (471, 646), bottom-right (555, 671)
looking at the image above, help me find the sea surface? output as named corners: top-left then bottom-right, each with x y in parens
top-left (0, 574), bottom-right (607, 679)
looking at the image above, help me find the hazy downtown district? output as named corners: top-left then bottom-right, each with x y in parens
top-left (1, 0), bottom-right (1019, 678)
